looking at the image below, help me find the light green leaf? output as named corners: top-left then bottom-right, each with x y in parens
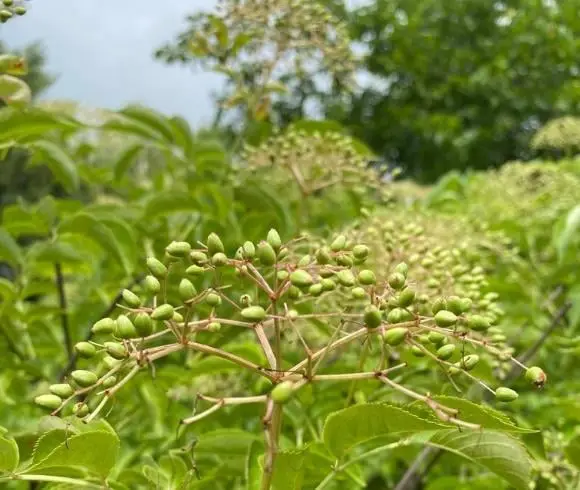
top-left (565, 434), bottom-right (580, 469)
top-left (0, 228), bottom-right (22, 266)
top-left (426, 430), bottom-right (532, 490)
top-left (196, 429), bottom-right (261, 458)
top-left (556, 204), bottom-right (580, 261)
top-left (26, 430), bottom-right (120, 478)
top-left (118, 104), bottom-right (175, 143)
top-left (271, 449), bottom-right (307, 490)
top-left (0, 278), bottom-right (16, 303)
top-left (245, 440), bottom-right (262, 490)
top-left (28, 140), bottom-right (80, 193)
top-left (323, 403), bottom-right (448, 459)
top-left (0, 107), bottom-right (81, 144)
top-left (113, 142), bottom-right (144, 181)
top-left (169, 116), bottom-right (194, 158)
top-left (142, 191), bottom-right (201, 221)
top-left (0, 433), bottom-right (19, 473)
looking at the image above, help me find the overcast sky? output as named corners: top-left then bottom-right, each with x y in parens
top-left (2, 0), bottom-right (368, 128)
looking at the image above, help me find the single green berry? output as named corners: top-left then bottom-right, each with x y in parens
top-left (257, 241), bottom-right (277, 265)
top-left (321, 278), bottom-right (336, 291)
top-left (336, 270), bottom-right (355, 287)
top-left (122, 289), bottom-right (141, 308)
top-left (394, 262), bottom-right (409, 278)
top-left (35, 394), bottom-right (62, 410)
top-left (352, 244), bottom-right (369, 260)
top-left (211, 252), bottom-right (228, 266)
top-left (364, 305), bottom-right (382, 329)
top-left (286, 309), bottom-right (299, 320)
top-left (208, 321), bottom-right (221, 332)
top-left (277, 270), bottom-right (289, 281)
top-left (388, 272), bottom-right (406, 290)
top-left (207, 233), bottom-right (224, 255)
top-left (287, 286), bottom-right (302, 299)
top-left (495, 387), bottom-right (519, 402)
top-left (116, 315), bottom-right (138, 339)
top-left (271, 380), bottom-right (295, 404)
top-left (102, 376), bottom-right (117, 388)
top-left (436, 344), bottom-right (456, 360)
top-left (491, 334), bottom-right (507, 343)
top-left (298, 254), bottom-right (312, 267)
top-left (241, 306), bottom-right (267, 322)
top-left (336, 254), bottom-right (353, 267)
top-left (134, 312), bottom-right (154, 337)
top-left (166, 241), bottom-right (191, 257)
top-left (428, 332), bottom-right (446, 345)
top-left (190, 251), bottom-right (208, 264)
top-left (2, 0), bottom-right (13, 7)
top-left (411, 345), bottom-right (425, 357)
top-left (144, 275), bottom-right (161, 294)
top-left (383, 327), bottom-right (408, 346)
top-left (358, 270), bottom-right (376, 285)
top-left (386, 308), bottom-right (404, 324)
top-left (431, 298), bottom-right (447, 314)
top-left (309, 283), bottom-right (323, 296)
top-left (146, 257), bottom-right (167, 278)
top-left (316, 247), bottom-right (332, 265)
top-left (446, 296), bottom-right (463, 315)
top-left (434, 310), bottom-right (457, 327)
top-left (330, 235), bottom-right (347, 252)
top-left (239, 294), bottom-right (252, 307)
top-left (186, 264), bottom-right (205, 276)
top-left (74, 341), bottom-right (96, 358)
top-left (278, 248), bottom-right (290, 260)
top-left (173, 311), bottom-right (184, 323)
top-left (466, 315), bottom-right (490, 331)
top-left (103, 356), bottom-right (121, 370)
top-left (242, 241), bottom-right (256, 259)
top-left (397, 288), bottom-right (415, 307)
top-left (151, 304), bottom-right (175, 321)
top-left (71, 370), bottom-right (98, 387)
top-left (179, 278), bottom-right (197, 301)
top-left (73, 402), bottom-right (89, 418)
top-left (319, 268), bottom-right (335, 278)
top-left (351, 287), bottom-right (367, 299)
top-left (459, 354), bottom-right (480, 371)
top-left (105, 342), bottom-right (127, 360)
top-left (525, 366), bottom-right (547, 387)
top-left (290, 270), bottom-right (314, 288)
top-left (267, 229), bottom-right (282, 250)
top-left (0, 9), bottom-right (12, 20)
top-left (49, 383), bottom-right (74, 398)
top-left (91, 317), bottom-right (116, 335)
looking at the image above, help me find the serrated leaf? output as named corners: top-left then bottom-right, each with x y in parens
top-left (271, 449), bottom-right (307, 490)
top-left (323, 403), bottom-right (448, 459)
top-left (32, 430), bottom-right (69, 465)
top-left (565, 434), bottom-right (580, 469)
top-left (26, 430), bottom-right (120, 478)
top-left (0, 228), bottom-right (22, 266)
top-left (427, 397), bottom-right (537, 433)
top-left (113, 143), bottom-right (144, 181)
top-left (28, 140), bottom-right (80, 193)
top-left (0, 434), bottom-right (19, 473)
top-left (426, 430), bottom-right (532, 490)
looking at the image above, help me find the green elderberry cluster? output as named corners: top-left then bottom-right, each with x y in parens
top-left (35, 229), bottom-right (546, 428)
top-left (0, 0), bottom-right (27, 23)
top-left (241, 129), bottom-right (390, 201)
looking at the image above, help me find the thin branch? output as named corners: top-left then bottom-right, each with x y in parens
top-left (54, 262), bottom-right (72, 362)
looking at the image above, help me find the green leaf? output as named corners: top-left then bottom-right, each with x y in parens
top-left (0, 107), bottom-right (81, 144)
top-left (0, 278), bottom-right (16, 303)
top-left (195, 429), bottom-right (261, 458)
top-left (556, 204), bottom-right (580, 261)
top-left (26, 430), bottom-right (120, 478)
top-left (271, 449), bottom-right (307, 490)
top-left (142, 191), bottom-right (201, 221)
top-left (188, 343), bottom-right (265, 376)
top-left (169, 116), bottom-right (194, 158)
top-left (0, 433), bottom-right (19, 473)
top-left (116, 104), bottom-right (175, 143)
top-left (28, 140), bottom-right (80, 193)
top-left (113, 142), bottom-right (144, 181)
top-left (323, 403), bottom-right (448, 459)
top-left (245, 440), bottom-right (262, 490)
top-left (0, 228), bottom-right (22, 266)
top-left (426, 430), bottom-right (532, 490)
top-left (565, 433), bottom-right (580, 469)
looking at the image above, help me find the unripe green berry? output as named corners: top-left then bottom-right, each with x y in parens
top-left (286, 309), bottom-right (299, 320)
top-left (239, 294), bottom-right (252, 307)
top-left (491, 334), bottom-right (507, 343)
top-left (277, 270), bottom-right (289, 281)
top-left (411, 345), bottom-right (425, 357)
top-left (2, 0), bottom-right (13, 7)
top-left (102, 376), bottom-right (117, 388)
top-left (151, 304), bottom-right (174, 321)
top-left (103, 356), bottom-right (121, 370)
top-left (14, 6), bottom-right (26, 15)
top-left (173, 311), bottom-right (184, 323)
top-left (447, 296), bottom-right (463, 315)
top-left (211, 252), bottom-right (228, 266)
top-left (71, 370), bottom-right (98, 387)
top-left (434, 310), bottom-right (457, 327)
top-left (144, 275), bottom-right (161, 294)
top-left (387, 308), bottom-right (404, 324)
top-left (388, 272), bottom-right (406, 290)
top-left (208, 321), bottom-right (221, 332)
top-left (242, 241), bottom-right (256, 259)
top-left (190, 251), bottom-right (208, 264)
top-left (466, 315), bottom-right (490, 331)
top-left (257, 241), bottom-right (277, 265)
top-left (267, 229), bottom-right (282, 250)
top-left (525, 366), bottom-right (546, 387)
top-left (179, 278), bottom-right (197, 301)
top-left (321, 278), bottom-right (336, 291)
top-left (277, 248), bottom-right (290, 260)
top-left (335, 254), bottom-right (354, 267)
top-left (431, 298), bottom-right (447, 314)
top-left (459, 354), bottom-right (479, 371)
top-left (290, 270), bottom-right (314, 288)
top-left (241, 306), bottom-right (266, 322)
top-left (330, 235), bottom-right (347, 252)
top-left (397, 288), bottom-right (415, 307)
top-left (166, 241), bottom-right (191, 257)
top-left (207, 233), bottom-right (224, 255)
top-left (271, 380), bottom-right (295, 404)
top-left (73, 402), bottom-right (89, 418)
top-left (146, 257), bottom-right (167, 278)
top-left (91, 317), bottom-right (116, 335)
top-left (336, 270), bottom-right (355, 287)
top-left (186, 265), bottom-right (205, 276)
top-left (35, 394), bottom-right (62, 410)
top-left (436, 344), bottom-right (456, 360)
top-left (428, 332), bottom-right (446, 345)
top-left (495, 387), bottom-right (518, 402)
top-left (49, 384), bottom-right (74, 398)
top-left (358, 270), bottom-right (376, 285)
top-left (383, 327), bottom-right (407, 346)
top-left (0, 9), bottom-right (12, 21)
top-left (74, 341), bottom-right (96, 358)
top-left (122, 289), bottom-right (141, 308)
top-left (364, 305), bottom-right (382, 329)
top-left (351, 287), bottom-right (367, 299)
top-left (309, 283), bottom-right (323, 296)
top-left (352, 244), bottom-right (369, 260)
top-left (287, 286), bottom-right (302, 299)
top-left (394, 262), bottom-right (409, 278)
top-left (133, 313), bottom-right (152, 337)
top-left (104, 342), bottom-right (127, 360)
top-left (116, 315), bottom-right (137, 339)
top-left (298, 254), bottom-right (312, 267)
top-left (316, 247), bottom-right (332, 265)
